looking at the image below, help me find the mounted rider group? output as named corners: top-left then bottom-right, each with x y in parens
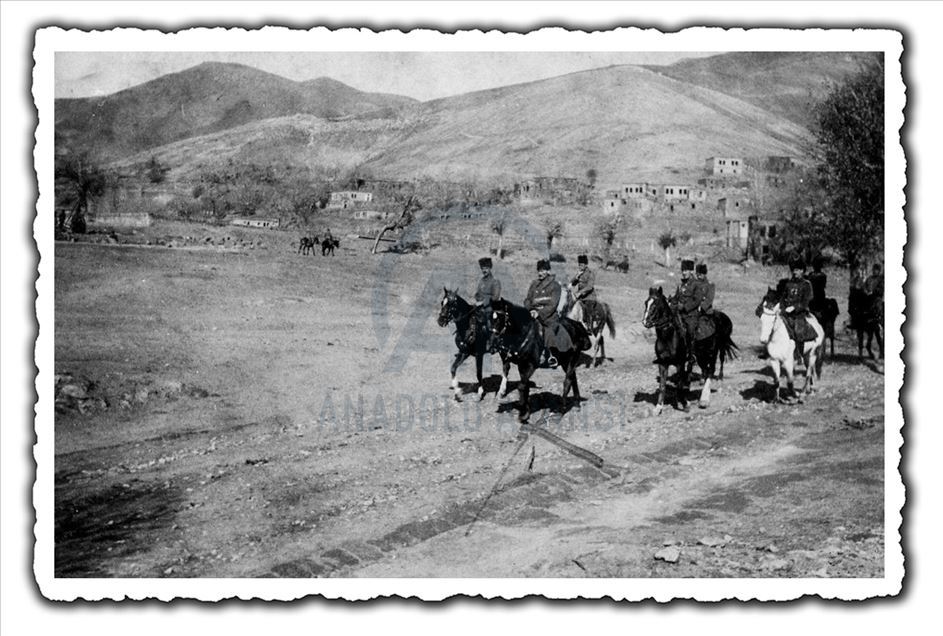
top-left (439, 244), bottom-right (883, 418)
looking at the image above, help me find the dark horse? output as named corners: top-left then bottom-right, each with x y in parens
top-left (437, 289), bottom-right (504, 401)
top-left (322, 237), bottom-right (340, 256)
top-left (848, 287), bottom-right (884, 359)
top-left (810, 298), bottom-right (840, 358)
top-left (298, 235), bottom-right (319, 255)
top-left (642, 286), bottom-right (738, 414)
top-left (490, 299), bottom-right (591, 422)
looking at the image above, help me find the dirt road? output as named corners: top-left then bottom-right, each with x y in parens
top-left (53, 233), bottom-right (886, 578)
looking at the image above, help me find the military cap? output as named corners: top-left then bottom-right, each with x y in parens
top-left (577, 254), bottom-right (588, 265)
top-left (537, 259), bottom-right (551, 271)
top-left (695, 263), bottom-right (708, 274)
top-left (478, 257), bottom-right (493, 268)
top-left (789, 256), bottom-right (806, 270)
top-left (681, 259), bottom-right (695, 271)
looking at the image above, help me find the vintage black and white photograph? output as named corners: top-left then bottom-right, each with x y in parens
top-left (32, 25), bottom-right (904, 600)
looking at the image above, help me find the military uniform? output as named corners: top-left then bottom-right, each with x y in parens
top-left (670, 265), bottom-right (705, 346)
top-left (571, 267), bottom-right (597, 303)
top-left (469, 258), bottom-right (501, 351)
top-left (694, 264), bottom-right (716, 340)
top-left (475, 273), bottom-right (502, 308)
top-left (863, 267), bottom-right (885, 323)
top-left (776, 274), bottom-right (817, 343)
top-left (525, 266), bottom-right (573, 353)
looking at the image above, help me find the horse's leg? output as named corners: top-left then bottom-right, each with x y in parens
top-left (876, 327), bottom-right (884, 360)
top-left (450, 352), bottom-right (469, 401)
top-left (497, 356), bottom-right (510, 399)
top-left (677, 359), bottom-right (690, 412)
top-left (518, 363), bottom-right (534, 423)
top-left (475, 352), bottom-right (485, 400)
top-left (653, 364), bottom-right (667, 416)
top-left (559, 351), bottom-right (573, 409)
top-left (857, 329), bottom-right (865, 358)
top-left (768, 358), bottom-right (782, 402)
top-left (568, 355), bottom-right (582, 410)
top-left (783, 353), bottom-right (796, 399)
top-left (698, 350), bottom-right (713, 409)
top-left (802, 344), bottom-right (816, 395)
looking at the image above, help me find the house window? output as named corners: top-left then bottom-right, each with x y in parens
top-left (769, 226), bottom-right (777, 239)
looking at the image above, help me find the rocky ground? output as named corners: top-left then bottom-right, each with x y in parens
top-left (52, 225), bottom-right (887, 580)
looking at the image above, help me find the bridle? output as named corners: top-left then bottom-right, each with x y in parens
top-left (643, 297), bottom-right (674, 331)
top-left (491, 306), bottom-right (536, 358)
top-left (440, 294), bottom-right (477, 327)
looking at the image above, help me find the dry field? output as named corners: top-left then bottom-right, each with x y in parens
top-left (53, 223), bottom-right (886, 578)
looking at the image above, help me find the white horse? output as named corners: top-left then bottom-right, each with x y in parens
top-left (564, 285), bottom-right (616, 367)
top-left (758, 299), bottom-right (825, 402)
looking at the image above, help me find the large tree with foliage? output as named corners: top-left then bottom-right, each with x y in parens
top-left (812, 58), bottom-right (884, 268)
top-left (55, 151), bottom-right (107, 233)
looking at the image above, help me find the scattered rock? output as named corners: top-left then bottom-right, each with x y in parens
top-left (698, 536), bottom-right (726, 548)
top-left (59, 383), bottom-right (88, 399)
top-left (764, 557), bottom-right (790, 571)
top-left (654, 546), bottom-right (680, 563)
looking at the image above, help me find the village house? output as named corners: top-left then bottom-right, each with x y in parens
top-left (765, 156), bottom-right (795, 173)
top-left (705, 156), bottom-right (744, 177)
top-left (230, 217), bottom-right (280, 229)
top-left (687, 188), bottom-right (708, 203)
top-left (659, 184), bottom-right (692, 201)
top-left (327, 190), bottom-right (374, 210)
top-left (518, 176), bottom-right (591, 205)
top-left (718, 196), bottom-right (756, 218)
top-left (621, 183), bottom-right (646, 198)
top-left (726, 217), bottom-right (751, 250)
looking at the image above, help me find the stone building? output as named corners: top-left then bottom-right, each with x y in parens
top-left (705, 156), bottom-right (744, 177)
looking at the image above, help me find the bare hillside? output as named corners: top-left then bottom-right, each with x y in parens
top-left (643, 52), bottom-right (879, 130)
top-left (359, 64), bottom-right (812, 186)
top-left (105, 63), bottom-right (814, 188)
top-left (55, 62), bottom-right (418, 161)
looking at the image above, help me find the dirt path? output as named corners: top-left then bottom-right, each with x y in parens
top-left (53, 239), bottom-right (886, 578)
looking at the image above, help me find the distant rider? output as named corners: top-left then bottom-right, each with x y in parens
top-left (570, 254), bottom-right (598, 317)
top-left (806, 255), bottom-right (828, 318)
top-left (469, 256), bottom-right (502, 352)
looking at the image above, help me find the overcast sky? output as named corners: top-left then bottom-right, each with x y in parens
top-left (55, 51), bottom-right (716, 101)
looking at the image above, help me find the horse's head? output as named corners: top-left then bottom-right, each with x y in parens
top-left (642, 286), bottom-right (667, 328)
top-left (758, 287), bottom-right (782, 344)
top-left (437, 287), bottom-right (461, 327)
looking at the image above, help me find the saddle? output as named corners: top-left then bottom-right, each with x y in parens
top-left (694, 313), bottom-right (716, 341)
top-left (784, 313), bottom-right (818, 343)
top-left (542, 317), bottom-right (591, 353)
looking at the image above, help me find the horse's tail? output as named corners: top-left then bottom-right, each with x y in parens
top-left (604, 304), bottom-right (616, 339)
top-left (717, 312), bottom-right (739, 363)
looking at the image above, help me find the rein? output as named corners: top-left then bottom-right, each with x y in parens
top-left (644, 301), bottom-right (675, 331)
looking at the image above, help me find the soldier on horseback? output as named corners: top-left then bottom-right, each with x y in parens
top-left (468, 257), bottom-right (502, 352)
top-left (776, 256), bottom-right (817, 361)
top-left (669, 259), bottom-right (706, 359)
top-left (570, 254), bottom-right (598, 316)
top-left (807, 255), bottom-right (828, 317)
top-left (525, 259), bottom-right (570, 367)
